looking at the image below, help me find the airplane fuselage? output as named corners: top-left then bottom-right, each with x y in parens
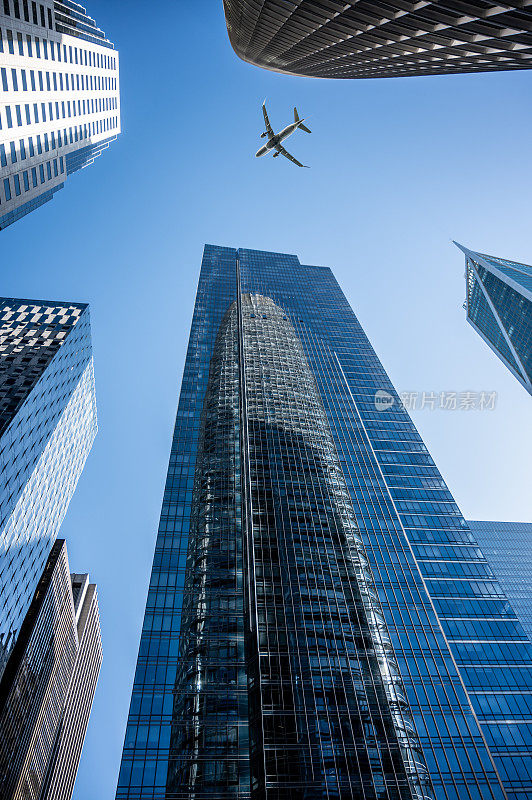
top-left (256, 122), bottom-right (300, 158)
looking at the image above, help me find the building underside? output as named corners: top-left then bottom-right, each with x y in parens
top-left (223, 0), bottom-right (532, 79)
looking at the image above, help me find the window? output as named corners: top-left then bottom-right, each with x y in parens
top-left (13, 0), bottom-right (20, 19)
top-left (15, 105), bottom-right (22, 126)
top-left (31, 1), bottom-right (37, 24)
top-left (39, 4), bottom-right (45, 27)
top-left (3, 178), bottom-right (11, 202)
top-left (3, 0), bottom-right (10, 15)
top-left (39, 163), bottom-right (44, 183)
top-left (0, 145), bottom-right (6, 167)
top-left (21, 69), bottom-right (27, 91)
top-left (17, 31), bottom-right (23, 55)
top-left (7, 29), bottom-right (14, 55)
top-left (13, 174), bottom-right (21, 196)
top-left (11, 69), bottom-right (18, 91)
top-left (28, 136), bottom-right (34, 156)
top-left (1, 68), bottom-right (7, 92)
top-left (6, 106), bottom-right (13, 128)
top-left (22, 0), bottom-right (29, 22)
top-left (22, 170), bottom-right (29, 191)
top-left (26, 35), bottom-right (32, 57)
top-left (19, 139), bottom-right (26, 159)
top-left (31, 166), bottom-right (37, 187)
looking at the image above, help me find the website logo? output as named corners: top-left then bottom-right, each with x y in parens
top-left (374, 390), bottom-right (394, 411)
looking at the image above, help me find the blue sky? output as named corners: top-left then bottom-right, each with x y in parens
top-left (2, 1), bottom-right (532, 797)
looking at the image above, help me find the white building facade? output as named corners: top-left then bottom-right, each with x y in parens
top-left (0, 0), bottom-right (120, 230)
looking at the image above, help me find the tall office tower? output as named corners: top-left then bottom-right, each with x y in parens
top-left (223, 0), bottom-right (532, 79)
top-left (468, 521), bottom-right (532, 641)
top-left (0, 0), bottom-right (120, 230)
top-left (117, 245), bottom-right (532, 800)
top-left (0, 538), bottom-right (102, 800)
top-left (455, 242), bottom-right (532, 396)
top-left (0, 296), bottom-right (96, 677)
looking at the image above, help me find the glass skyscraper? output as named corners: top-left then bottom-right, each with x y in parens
top-left (456, 242), bottom-right (532, 396)
top-left (117, 245), bottom-right (532, 800)
top-left (0, 538), bottom-right (102, 800)
top-left (0, 0), bottom-right (120, 230)
top-left (0, 296), bottom-right (97, 677)
top-left (468, 521), bottom-right (532, 642)
top-left (222, 1), bottom-right (532, 79)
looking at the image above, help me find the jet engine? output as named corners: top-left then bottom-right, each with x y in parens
top-left (260, 132), bottom-right (267, 138)
top-left (273, 152), bottom-right (279, 157)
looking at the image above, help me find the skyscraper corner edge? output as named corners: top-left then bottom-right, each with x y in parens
top-left (457, 243), bottom-right (532, 396)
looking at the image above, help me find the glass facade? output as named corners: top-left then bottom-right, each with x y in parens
top-left (456, 242), bottom-right (532, 395)
top-left (468, 521), bottom-right (532, 642)
top-left (0, 297), bottom-right (97, 676)
top-left (0, 539), bottom-right (102, 800)
top-left (117, 245), bottom-right (532, 800)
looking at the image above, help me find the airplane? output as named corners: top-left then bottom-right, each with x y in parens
top-left (255, 102), bottom-right (311, 168)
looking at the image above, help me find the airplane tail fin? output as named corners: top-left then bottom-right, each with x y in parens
top-left (294, 107), bottom-right (311, 133)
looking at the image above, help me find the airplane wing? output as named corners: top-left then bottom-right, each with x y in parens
top-left (275, 143), bottom-right (309, 168)
top-left (262, 103), bottom-right (274, 137)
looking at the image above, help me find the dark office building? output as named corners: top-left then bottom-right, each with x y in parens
top-left (468, 521), bottom-right (532, 641)
top-left (117, 245), bottom-right (532, 800)
top-left (456, 242), bottom-right (532, 396)
top-left (0, 297), bottom-right (97, 678)
top-left (0, 539), bottom-right (102, 800)
top-left (223, 0), bottom-right (532, 79)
